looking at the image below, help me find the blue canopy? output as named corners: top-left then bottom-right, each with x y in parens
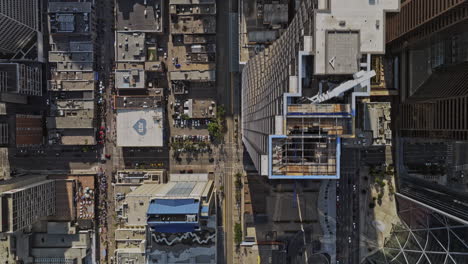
top-left (147, 199), bottom-right (199, 215)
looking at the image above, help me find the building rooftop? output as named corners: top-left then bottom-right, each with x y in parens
top-left (263, 3), bottom-right (288, 26)
top-left (48, 2), bottom-right (92, 34)
top-left (49, 175), bottom-right (95, 221)
top-left (49, 51), bottom-right (93, 63)
top-left (55, 61), bottom-right (93, 72)
top-left (363, 102), bottom-right (392, 146)
top-left (116, 0), bottom-right (163, 32)
top-left (50, 71), bottom-right (94, 81)
top-left (183, 34), bottom-right (216, 44)
top-left (314, 0), bottom-right (399, 75)
top-left (49, 79), bottom-right (95, 91)
top-left (170, 0), bottom-right (216, 4)
top-left (169, 3), bottom-right (216, 15)
top-left (116, 108), bottom-right (164, 147)
top-left (325, 32), bottom-right (360, 74)
top-left (54, 99), bottom-right (95, 111)
top-left (147, 198), bottom-right (199, 215)
top-left (170, 16), bottom-right (216, 34)
top-left (127, 176), bottom-right (210, 199)
top-left (115, 69), bottom-right (145, 89)
top-left (15, 114), bottom-right (43, 146)
top-left (169, 70), bottom-right (215, 81)
top-left (59, 129), bottom-right (96, 145)
top-left (120, 179), bottom-right (213, 228)
top-left (116, 32), bottom-right (146, 62)
top-left (247, 30), bottom-right (278, 44)
top-left (31, 229), bottom-right (91, 262)
top-left (116, 169), bottom-right (165, 184)
top-left (114, 95), bottom-right (163, 109)
top-left (183, 99), bottom-right (216, 119)
top-left (48, 2), bottom-right (92, 13)
top-left (46, 117), bottom-right (94, 129)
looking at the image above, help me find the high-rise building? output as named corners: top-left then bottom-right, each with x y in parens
top-left (388, 0), bottom-right (468, 223)
top-left (0, 179), bottom-right (56, 233)
top-left (0, 0), bottom-right (41, 57)
top-left (365, 195), bottom-right (468, 263)
top-left (241, 0), bottom-right (399, 178)
top-left (0, 63), bottom-right (42, 96)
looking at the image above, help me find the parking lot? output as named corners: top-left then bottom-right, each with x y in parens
top-left (167, 71), bottom-right (218, 174)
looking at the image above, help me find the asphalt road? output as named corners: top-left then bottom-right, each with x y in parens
top-left (10, 147), bottom-right (98, 171)
top-left (94, 0), bottom-right (116, 262)
top-left (122, 147), bottom-right (170, 169)
top-left (337, 147), bottom-right (361, 264)
top-left (215, 0), bottom-right (239, 262)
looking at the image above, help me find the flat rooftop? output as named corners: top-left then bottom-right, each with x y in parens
top-left (49, 80), bottom-right (95, 91)
top-left (50, 71), bottom-right (95, 81)
top-left (117, 108), bottom-right (164, 147)
top-left (55, 61), bottom-right (93, 72)
top-left (116, 0), bottom-right (163, 32)
top-left (49, 51), bottom-right (93, 63)
top-left (314, 0), bottom-right (399, 75)
top-left (263, 3), bottom-right (288, 25)
top-left (60, 129), bottom-right (96, 145)
top-left (54, 100), bottom-right (95, 110)
top-left (128, 178), bottom-right (211, 199)
top-left (170, 0), bottom-right (216, 4)
top-left (15, 115), bottom-right (43, 146)
top-left (169, 3), bottom-right (216, 15)
top-left (121, 179), bottom-right (211, 226)
top-left (170, 70), bottom-right (215, 81)
top-left (48, 2), bottom-right (92, 13)
top-left (115, 69), bottom-right (145, 89)
top-left (170, 16), bottom-right (216, 34)
top-left (46, 117), bottom-right (94, 129)
top-left (184, 99), bottom-right (216, 119)
top-left (116, 32), bottom-right (146, 62)
top-left (114, 95), bottom-right (163, 109)
top-left (48, 2), bottom-right (93, 34)
top-left (116, 169), bottom-right (165, 184)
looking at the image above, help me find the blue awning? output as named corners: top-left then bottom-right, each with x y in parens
top-left (147, 199), bottom-right (199, 215)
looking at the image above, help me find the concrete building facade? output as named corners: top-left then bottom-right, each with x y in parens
top-left (0, 180), bottom-right (56, 233)
top-left (387, 0), bottom-right (468, 224)
top-left (0, 63), bottom-right (42, 99)
top-left (0, 0), bottom-right (40, 55)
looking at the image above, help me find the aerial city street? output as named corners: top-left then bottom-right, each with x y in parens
top-left (0, 0), bottom-right (468, 264)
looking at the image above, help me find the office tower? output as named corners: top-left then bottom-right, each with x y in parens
top-left (0, 63), bottom-right (42, 96)
top-left (241, 0), bottom-right (399, 178)
top-left (0, 0), bottom-right (41, 56)
top-left (0, 180), bottom-right (56, 233)
top-left (387, 0), bottom-right (468, 223)
top-left (365, 195), bottom-right (468, 263)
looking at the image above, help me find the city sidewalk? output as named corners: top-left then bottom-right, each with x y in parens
top-left (359, 166), bottom-right (400, 260)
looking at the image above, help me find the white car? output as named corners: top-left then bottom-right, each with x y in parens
top-left (348, 236), bottom-right (352, 243)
